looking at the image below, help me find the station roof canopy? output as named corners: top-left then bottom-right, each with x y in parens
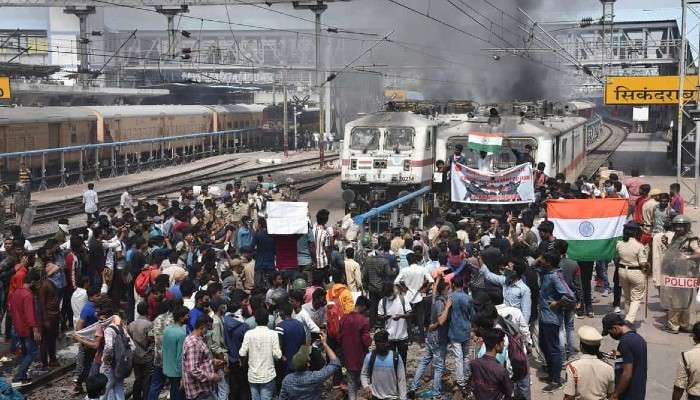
top-left (0, 0), bottom-right (349, 6)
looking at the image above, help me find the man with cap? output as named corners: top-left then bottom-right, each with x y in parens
top-left (601, 312), bottom-right (647, 400)
top-left (279, 331), bottom-right (340, 400)
top-left (673, 321), bottom-right (700, 400)
top-left (615, 222), bottom-right (649, 325)
top-left (564, 325), bottom-right (614, 400)
top-left (660, 215), bottom-right (700, 334)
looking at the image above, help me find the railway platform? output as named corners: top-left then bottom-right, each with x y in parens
top-left (530, 129), bottom-right (700, 399)
top-left (22, 149), bottom-right (338, 243)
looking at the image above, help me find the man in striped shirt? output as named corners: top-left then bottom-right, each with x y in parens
top-left (312, 209), bottom-right (333, 277)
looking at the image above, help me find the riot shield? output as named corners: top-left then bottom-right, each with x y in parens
top-left (660, 237), bottom-right (700, 310)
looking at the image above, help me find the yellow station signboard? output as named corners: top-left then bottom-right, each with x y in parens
top-left (605, 75), bottom-right (698, 105)
top-left (0, 77), bottom-right (10, 100)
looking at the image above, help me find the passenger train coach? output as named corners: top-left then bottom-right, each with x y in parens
top-left (341, 101), bottom-right (597, 213)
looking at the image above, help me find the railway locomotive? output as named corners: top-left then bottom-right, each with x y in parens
top-left (341, 100), bottom-right (598, 217)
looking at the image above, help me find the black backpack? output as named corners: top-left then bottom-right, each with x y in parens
top-left (108, 326), bottom-right (134, 379)
top-left (497, 314), bottom-right (529, 381)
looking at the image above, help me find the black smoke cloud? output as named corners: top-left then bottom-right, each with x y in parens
top-left (93, 0), bottom-right (597, 102)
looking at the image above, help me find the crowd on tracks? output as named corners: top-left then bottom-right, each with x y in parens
top-left (0, 158), bottom-right (699, 400)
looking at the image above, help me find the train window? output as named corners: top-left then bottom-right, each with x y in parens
top-left (385, 127), bottom-right (415, 152)
top-left (426, 129), bottom-right (432, 150)
top-left (349, 127), bottom-right (381, 151)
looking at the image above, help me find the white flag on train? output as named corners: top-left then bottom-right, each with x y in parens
top-left (451, 162), bottom-right (535, 204)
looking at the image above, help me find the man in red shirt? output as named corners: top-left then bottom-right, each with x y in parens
top-left (624, 169), bottom-right (646, 210)
top-left (9, 270), bottom-right (40, 384)
top-left (339, 296), bottom-right (372, 400)
top-left (633, 184), bottom-right (651, 224)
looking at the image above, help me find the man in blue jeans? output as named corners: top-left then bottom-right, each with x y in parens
top-left (438, 276), bottom-right (474, 394)
top-left (536, 251), bottom-right (574, 393)
top-left (8, 270), bottom-right (40, 385)
top-left (410, 279), bottom-right (450, 398)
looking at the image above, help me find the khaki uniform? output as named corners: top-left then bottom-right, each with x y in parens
top-left (652, 231), bottom-right (674, 287)
top-left (661, 234), bottom-right (700, 331)
top-left (242, 259), bottom-right (255, 294)
top-left (564, 354), bottom-right (615, 400)
top-left (675, 343), bottom-right (700, 397)
top-left (642, 198), bottom-right (658, 228)
top-left (215, 204), bottom-right (233, 225)
top-left (616, 238), bottom-right (649, 322)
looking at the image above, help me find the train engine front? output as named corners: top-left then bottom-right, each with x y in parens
top-left (340, 112), bottom-right (438, 213)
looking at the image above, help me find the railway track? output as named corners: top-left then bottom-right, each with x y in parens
top-left (581, 120), bottom-right (630, 178)
top-left (27, 156), bottom-right (339, 245)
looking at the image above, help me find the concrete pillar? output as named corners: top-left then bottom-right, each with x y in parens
top-left (155, 5), bottom-right (189, 59)
top-left (63, 6), bottom-right (95, 87)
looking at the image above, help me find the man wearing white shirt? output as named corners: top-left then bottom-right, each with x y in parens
top-left (394, 253), bottom-right (434, 341)
top-left (477, 151), bottom-right (494, 172)
top-left (82, 183), bottom-right (99, 223)
top-left (239, 308), bottom-right (282, 400)
top-left (290, 291), bottom-right (320, 342)
top-left (120, 188), bottom-right (133, 212)
top-left (378, 282), bottom-right (413, 365)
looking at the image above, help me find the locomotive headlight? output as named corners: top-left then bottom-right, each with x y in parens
top-left (403, 160), bottom-right (411, 171)
top-left (351, 159), bottom-right (357, 170)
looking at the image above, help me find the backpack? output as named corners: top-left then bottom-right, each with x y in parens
top-left (135, 265), bottom-right (159, 297)
top-left (554, 270), bottom-right (578, 311)
top-left (497, 314), bottom-right (529, 381)
top-left (367, 350), bottom-right (400, 391)
top-left (107, 325), bottom-right (134, 379)
top-left (326, 301), bottom-right (343, 339)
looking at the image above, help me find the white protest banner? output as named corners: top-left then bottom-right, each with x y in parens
top-left (266, 201), bottom-right (310, 234)
top-left (451, 162), bottom-right (535, 204)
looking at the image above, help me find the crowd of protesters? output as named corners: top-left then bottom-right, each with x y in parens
top-left (0, 159), bottom-right (697, 400)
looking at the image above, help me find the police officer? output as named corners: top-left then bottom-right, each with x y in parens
top-left (564, 325), bottom-right (615, 400)
top-left (673, 321), bottom-right (700, 400)
top-left (616, 222), bottom-right (649, 324)
top-left (661, 215), bottom-right (700, 334)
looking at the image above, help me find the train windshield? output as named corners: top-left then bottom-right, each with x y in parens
top-left (349, 127), bottom-right (381, 151)
top-left (447, 136), bottom-right (537, 170)
top-left (384, 127), bottom-right (415, 152)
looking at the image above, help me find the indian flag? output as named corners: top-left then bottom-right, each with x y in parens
top-left (468, 132), bottom-right (502, 153)
top-left (547, 198), bottom-right (628, 261)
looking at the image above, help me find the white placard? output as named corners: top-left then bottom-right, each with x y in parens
top-left (633, 107), bottom-right (649, 122)
top-left (266, 201), bottom-right (310, 234)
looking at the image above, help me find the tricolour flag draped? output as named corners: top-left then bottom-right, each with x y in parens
top-left (547, 198), bottom-right (628, 261)
top-left (468, 132), bottom-right (502, 153)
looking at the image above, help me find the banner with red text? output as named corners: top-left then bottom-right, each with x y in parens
top-left (451, 162), bottom-right (535, 204)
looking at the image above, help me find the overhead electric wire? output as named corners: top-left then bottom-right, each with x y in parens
top-left (89, 0), bottom-right (375, 43)
top-left (386, 0), bottom-right (566, 74)
top-left (385, 0), bottom-right (493, 44)
top-left (318, 30), bottom-right (394, 88)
